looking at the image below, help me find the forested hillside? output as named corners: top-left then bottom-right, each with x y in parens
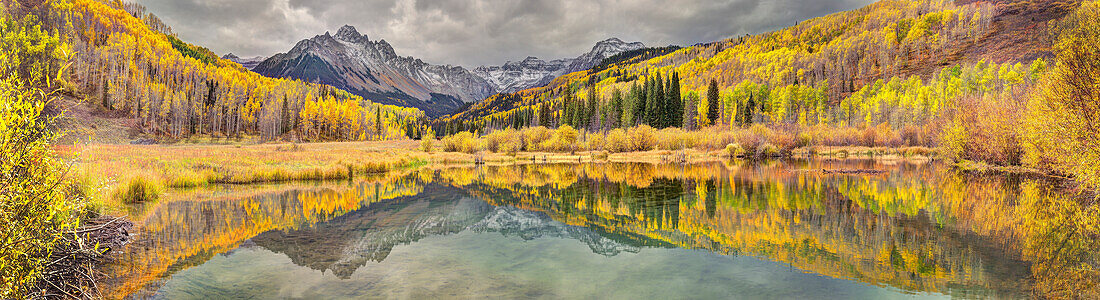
top-left (432, 0), bottom-right (1099, 190)
top-left (55, 0), bottom-right (427, 142)
top-left (437, 0), bottom-right (1075, 134)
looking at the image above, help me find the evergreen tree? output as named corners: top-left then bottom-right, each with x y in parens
top-left (707, 78), bottom-right (720, 126)
top-left (743, 93), bottom-right (756, 126)
top-left (632, 81), bottom-right (645, 126)
top-left (587, 83), bottom-right (598, 130)
top-left (666, 72), bottom-right (683, 128)
top-left (375, 107), bottom-right (383, 138)
top-left (610, 88), bottom-right (623, 129)
top-left (656, 72), bottom-right (666, 127)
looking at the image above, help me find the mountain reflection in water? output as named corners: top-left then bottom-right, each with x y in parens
top-left (102, 160), bottom-right (1099, 299)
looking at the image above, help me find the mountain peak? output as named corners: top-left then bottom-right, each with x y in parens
top-left (598, 37), bottom-right (625, 44)
top-left (334, 25), bottom-right (365, 42)
top-left (222, 53), bottom-right (240, 60)
top-left (591, 37), bottom-right (643, 51)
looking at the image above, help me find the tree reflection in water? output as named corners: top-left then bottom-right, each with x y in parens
top-left (102, 160), bottom-right (1099, 299)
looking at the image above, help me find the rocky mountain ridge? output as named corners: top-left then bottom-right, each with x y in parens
top-left (252, 26), bottom-right (645, 115)
top-left (473, 38), bottom-right (645, 93)
top-left (253, 25), bottom-right (495, 116)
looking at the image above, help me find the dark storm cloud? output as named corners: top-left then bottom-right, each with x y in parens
top-left (134, 0), bottom-right (875, 67)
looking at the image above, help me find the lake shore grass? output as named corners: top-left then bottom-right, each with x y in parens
top-left (59, 140), bottom-right (942, 214)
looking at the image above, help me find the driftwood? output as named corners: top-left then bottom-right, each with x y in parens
top-left (821, 169), bottom-right (887, 175)
top-left (29, 217), bottom-right (133, 299)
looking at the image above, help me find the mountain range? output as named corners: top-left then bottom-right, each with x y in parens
top-left (252, 26), bottom-right (645, 116)
top-left (221, 53), bottom-right (266, 70)
top-left (473, 38), bottom-right (645, 94)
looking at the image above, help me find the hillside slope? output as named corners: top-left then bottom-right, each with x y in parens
top-left (57, 1), bottom-right (425, 142)
top-left (441, 0), bottom-right (1079, 129)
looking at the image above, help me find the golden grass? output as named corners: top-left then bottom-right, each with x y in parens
top-left (61, 135), bottom-right (941, 214)
top-left (113, 175), bottom-right (161, 204)
top-left (61, 141), bottom-right (446, 212)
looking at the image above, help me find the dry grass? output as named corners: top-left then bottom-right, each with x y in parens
top-left (60, 140), bottom-right (448, 212)
top-left (61, 127), bottom-right (943, 214)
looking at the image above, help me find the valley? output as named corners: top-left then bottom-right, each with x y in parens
top-left (1, 0), bottom-right (1098, 299)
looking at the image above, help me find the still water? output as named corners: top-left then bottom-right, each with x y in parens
top-left (102, 160), bottom-right (1097, 299)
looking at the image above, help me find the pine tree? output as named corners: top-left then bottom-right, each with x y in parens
top-left (610, 88), bottom-right (623, 129)
top-left (707, 78), bottom-right (720, 126)
top-left (587, 83), bottom-right (598, 130)
top-left (632, 81), bottom-right (644, 126)
top-left (667, 72), bottom-right (682, 128)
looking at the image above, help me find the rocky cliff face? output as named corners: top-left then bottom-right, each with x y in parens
top-left (253, 25), bottom-right (495, 117)
top-left (473, 38), bottom-right (645, 93)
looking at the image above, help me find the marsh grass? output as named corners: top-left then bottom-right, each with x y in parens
top-left (113, 176), bottom-right (160, 204)
top-left (65, 141), bottom-right (446, 212)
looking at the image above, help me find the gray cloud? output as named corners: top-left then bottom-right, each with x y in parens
top-left (135, 0), bottom-right (874, 68)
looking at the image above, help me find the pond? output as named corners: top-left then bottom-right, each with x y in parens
top-left (100, 160), bottom-right (1097, 299)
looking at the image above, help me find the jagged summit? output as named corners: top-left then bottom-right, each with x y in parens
top-left (334, 25), bottom-right (366, 42)
top-left (474, 38), bottom-right (645, 93)
top-left (253, 26), bottom-right (495, 117)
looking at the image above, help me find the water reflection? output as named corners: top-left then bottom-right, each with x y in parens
top-left (103, 160), bottom-right (1099, 299)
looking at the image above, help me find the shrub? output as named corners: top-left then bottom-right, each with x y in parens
top-left (585, 132), bottom-right (606, 151)
top-left (420, 136), bottom-right (435, 153)
top-left (725, 143), bottom-right (745, 157)
top-left (442, 132), bottom-right (479, 153)
top-left (628, 125), bottom-right (656, 151)
top-left (823, 127), bottom-right (861, 146)
top-left (1, 69), bottom-right (87, 297)
top-left (770, 133), bottom-right (797, 156)
top-left (861, 125), bottom-right (878, 147)
top-left (114, 175), bottom-right (161, 204)
top-left (547, 125), bottom-right (579, 152)
top-left (656, 128), bottom-right (695, 150)
top-left (738, 124), bottom-right (770, 155)
top-left (486, 129), bottom-right (522, 153)
top-left (758, 143), bottom-right (781, 157)
top-left (605, 129), bottom-right (630, 153)
top-left (699, 128), bottom-right (737, 150)
top-left (900, 125), bottom-right (922, 146)
top-left (522, 126), bottom-right (553, 151)
top-left (796, 130), bottom-right (815, 148)
top-left (1021, 2), bottom-right (1100, 189)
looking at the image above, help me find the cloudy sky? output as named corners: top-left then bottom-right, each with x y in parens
top-left (135, 0), bottom-right (875, 68)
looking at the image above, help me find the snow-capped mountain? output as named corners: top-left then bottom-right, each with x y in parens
top-left (253, 25), bottom-right (495, 117)
top-left (221, 53), bottom-right (266, 70)
top-left (474, 38), bottom-right (645, 93)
